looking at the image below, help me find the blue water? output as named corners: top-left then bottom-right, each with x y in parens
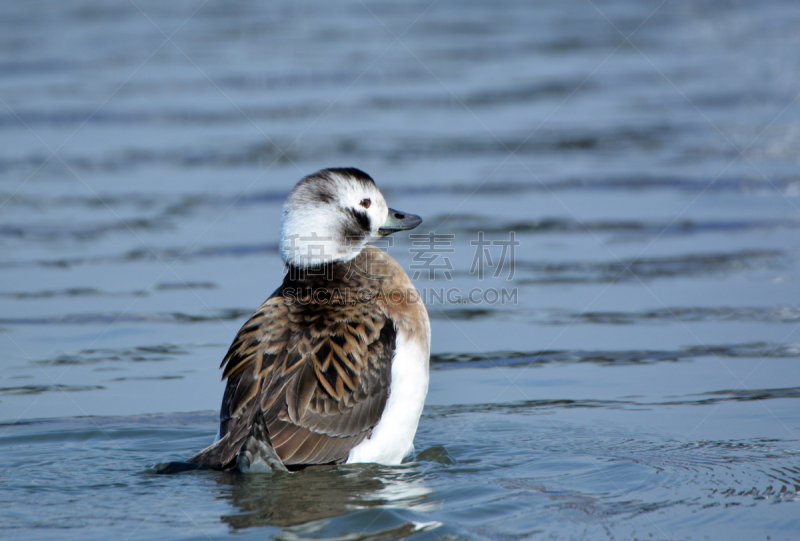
top-left (1, 0), bottom-right (799, 539)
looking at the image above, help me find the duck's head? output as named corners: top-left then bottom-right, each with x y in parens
top-left (280, 168), bottom-right (422, 268)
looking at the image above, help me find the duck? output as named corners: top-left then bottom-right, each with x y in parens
top-left (189, 167), bottom-right (430, 472)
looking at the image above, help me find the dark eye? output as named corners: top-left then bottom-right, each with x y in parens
top-left (359, 198), bottom-right (371, 209)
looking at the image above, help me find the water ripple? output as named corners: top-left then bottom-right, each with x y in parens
top-left (0, 218), bottom-right (172, 242)
top-left (0, 384), bottom-right (105, 396)
top-left (512, 249), bottom-right (788, 284)
top-left (31, 344), bottom-right (192, 367)
top-left (432, 305), bottom-right (800, 325)
top-left (444, 215), bottom-right (800, 237)
top-left (0, 309), bottom-right (251, 327)
top-left (432, 342), bottom-right (800, 368)
top-left (425, 387), bottom-right (800, 412)
top-left (0, 242), bottom-right (279, 269)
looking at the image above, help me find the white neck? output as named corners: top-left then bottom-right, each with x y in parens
top-left (279, 205), bottom-right (364, 267)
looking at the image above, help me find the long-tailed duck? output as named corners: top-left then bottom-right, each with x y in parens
top-left (189, 168), bottom-right (430, 472)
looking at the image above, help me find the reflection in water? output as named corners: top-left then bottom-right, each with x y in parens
top-left (215, 463), bottom-right (433, 531)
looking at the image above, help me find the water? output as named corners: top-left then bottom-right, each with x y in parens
top-left (1, 0), bottom-right (799, 539)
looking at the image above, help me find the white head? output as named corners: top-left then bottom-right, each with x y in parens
top-left (279, 168), bottom-right (422, 268)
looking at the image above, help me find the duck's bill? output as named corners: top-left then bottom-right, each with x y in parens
top-left (379, 208), bottom-right (423, 235)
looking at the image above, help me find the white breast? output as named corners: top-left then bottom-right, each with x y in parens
top-left (347, 326), bottom-right (430, 464)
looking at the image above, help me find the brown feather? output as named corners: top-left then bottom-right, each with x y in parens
top-left (189, 245), bottom-right (408, 470)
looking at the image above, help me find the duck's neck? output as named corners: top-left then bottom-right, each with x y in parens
top-left (280, 251), bottom-right (381, 305)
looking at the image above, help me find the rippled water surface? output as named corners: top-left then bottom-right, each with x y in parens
top-left (2, 1), bottom-right (800, 540)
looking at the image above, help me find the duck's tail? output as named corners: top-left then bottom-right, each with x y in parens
top-left (188, 407), bottom-right (288, 473)
top-left (235, 409), bottom-right (288, 473)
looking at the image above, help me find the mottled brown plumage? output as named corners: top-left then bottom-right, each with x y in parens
top-left (189, 244), bottom-right (426, 470)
